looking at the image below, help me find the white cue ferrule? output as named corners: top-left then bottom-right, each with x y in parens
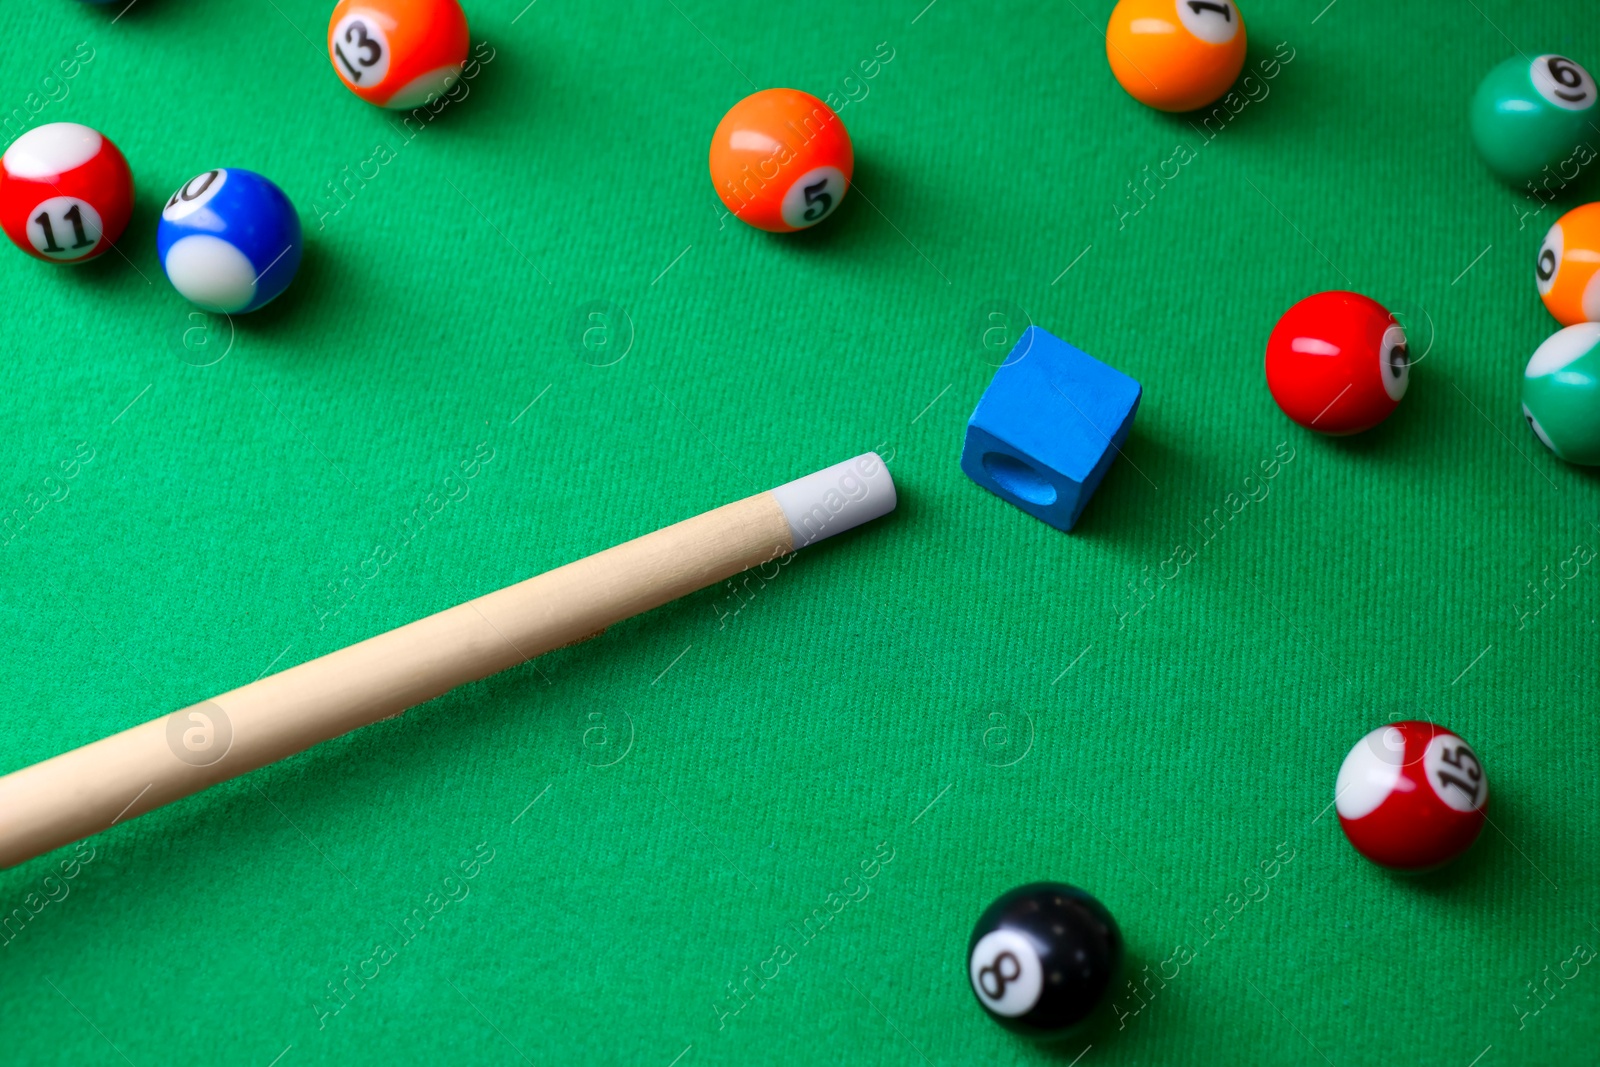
top-left (769, 452), bottom-right (897, 549)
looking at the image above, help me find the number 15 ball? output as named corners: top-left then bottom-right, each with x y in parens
top-left (328, 0), bottom-right (469, 110)
top-left (1336, 722), bottom-right (1487, 871)
top-left (709, 89), bottom-right (854, 233)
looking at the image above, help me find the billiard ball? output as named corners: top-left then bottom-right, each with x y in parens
top-left (1536, 202), bottom-right (1600, 326)
top-left (1471, 53), bottom-right (1598, 186)
top-left (157, 169), bottom-right (303, 314)
top-left (1523, 322), bottom-right (1600, 466)
top-left (967, 882), bottom-right (1122, 1039)
top-left (709, 88), bottom-right (854, 233)
top-left (1336, 722), bottom-right (1487, 872)
top-left (0, 122), bottom-right (132, 264)
top-left (328, 0), bottom-right (470, 110)
top-left (1105, 0), bottom-right (1247, 113)
top-left (1265, 291), bottom-right (1409, 435)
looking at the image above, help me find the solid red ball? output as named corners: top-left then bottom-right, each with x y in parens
top-left (1336, 721), bottom-right (1487, 871)
top-left (1265, 291), bottom-right (1409, 434)
top-left (0, 122), bottom-right (133, 264)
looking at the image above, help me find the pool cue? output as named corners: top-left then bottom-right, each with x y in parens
top-left (0, 453), bottom-right (896, 870)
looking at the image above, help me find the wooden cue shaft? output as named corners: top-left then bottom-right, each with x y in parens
top-left (0, 454), bottom-right (896, 869)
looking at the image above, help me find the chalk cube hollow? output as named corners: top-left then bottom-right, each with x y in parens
top-left (960, 326), bottom-right (1142, 531)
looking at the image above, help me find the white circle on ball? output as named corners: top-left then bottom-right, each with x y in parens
top-left (780, 166), bottom-right (848, 229)
top-left (1335, 725), bottom-right (1406, 821)
top-left (1422, 733), bottom-right (1487, 812)
top-left (163, 169), bottom-right (228, 222)
top-left (164, 235), bottom-right (258, 313)
top-left (1175, 0), bottom-right (1239, 45)
top-left (1378, 322), bottom-right (1409, 401)
top-left (24, 196), bottom-right (103, 260)
top-left (1523, 403), bottom-right (1558, 453)
top-left (1531, 54), bottom-right (1596, 112)
top-left (969, 928), bottom-right (1043, 1017)
top-left (331, 14), bottom-right (392, 89)
top-left (1536, 223), bottom-right (1564, 297)
top-left (1526, 322), bottom-right (1600, 377)
top-left (2, 122), bottom-right (102, 181)
top-left (384, 65), bottom-right (464, 110)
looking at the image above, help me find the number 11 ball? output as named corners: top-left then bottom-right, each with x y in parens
top-left (328, 0), bottom-right (469, 110)
top-left (968, 883), bottom-right (1123, 1039)
top-left (0, 122), bottom-right (132, 264)
top-left (709, 88), bottom-right (854, 233)
top-left (1336, 722), bottom-right (1488, 872)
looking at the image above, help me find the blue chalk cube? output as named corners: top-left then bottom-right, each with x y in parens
top-left (960, 326), bottom-right (1141, 531)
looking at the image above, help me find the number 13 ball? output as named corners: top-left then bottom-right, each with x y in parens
top-left (0, 122), bottom-right (132, 264)
top-left (328, 0), bottom-right (469, 110)
top-left (709, 88), bottom-right (853, 233)
top-left (968, 883), bottom-right (1123, 1039)
top-left (1106, 0), bottom-right (1247, 113)
top-left (1336, 722), bottom-right (1487, 872)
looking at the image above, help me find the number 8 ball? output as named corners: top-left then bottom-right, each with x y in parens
top-left (967, 883), bottom-right (1123, 1039)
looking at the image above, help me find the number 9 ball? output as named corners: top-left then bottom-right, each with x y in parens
top-left (1336, 721), bottom-right (1488, 872)
top-left (1265, 291), bottom-right (1409, 435)
top-left (709, 88), bottom-right (853, 233)
top-left (968, 882), bottom-right (1123, 1039)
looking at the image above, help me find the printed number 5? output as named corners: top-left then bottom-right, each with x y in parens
top-left (1437, 745), bottom-right (1482, 802)
top-left (803, 179), bottom-right (833, 222)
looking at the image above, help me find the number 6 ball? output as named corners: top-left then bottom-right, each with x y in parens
top-left (968, 883), bottom-right (1123, 1039)
top-left (1336, 722), bottom-right (1488, 871)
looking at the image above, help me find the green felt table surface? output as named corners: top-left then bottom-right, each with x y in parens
top-left (1, 1), bottom-right (1597, 1064)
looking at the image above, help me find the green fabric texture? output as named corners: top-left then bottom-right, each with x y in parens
top-left (1, 1), bottom-right (1597, 1064)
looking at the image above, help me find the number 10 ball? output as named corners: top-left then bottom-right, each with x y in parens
top-left (709, 89), bottom-right (854, 233)
top-left (157, 169), bottom-right (302, 314)
top-left (968, 883), bottom-right (1123, 1039)
top-left (328, 0), bottom-right (470, 110)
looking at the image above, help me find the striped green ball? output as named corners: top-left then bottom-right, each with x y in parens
top-left (1524, 323), bottom-right (1600, 466)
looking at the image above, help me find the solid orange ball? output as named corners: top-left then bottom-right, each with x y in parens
top-left (328, 0), bottom-right (470, 110)
top-left (1106, 0), bottom-right (1248, 113)
top-left (1537, 201), bottom-right (1600, 326)
top-left (709, 89), bottom-right (854, 233)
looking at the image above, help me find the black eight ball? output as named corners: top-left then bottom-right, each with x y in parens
top-left (967, 882), bottom-right (1123, 1038)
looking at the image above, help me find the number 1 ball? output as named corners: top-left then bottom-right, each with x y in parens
top-left (709, 88), bottom-right (854, 233)
top-left (968, 883), bottom-right (1123, 1039)
top-left (1106, 0), bottom-right (1247, 113)
top-left (0, 122), bottom-right (132, 264)
top-left (1265, 291), bottom-right (1409, 435)
top-left (157, 169), bottom-right (302, 314)
top-left (1471, 54), bottom-right (1598, 186)
top-left (1336, 722), bottom-right (1488, 872)
top-left (328, 0), bottom-right (469, 110)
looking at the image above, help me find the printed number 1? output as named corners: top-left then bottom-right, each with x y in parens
top-left (34, 205), bottom-right (93, 253)
top-left (1188, 0), bottom-right (1232, 18)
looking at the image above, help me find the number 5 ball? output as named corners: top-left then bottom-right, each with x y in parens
top-left (1336, 722), bottom-right (1487, 871)
top-left (328, 0), bottom-right (469, 110)
top-left (968, 883), bottom-right (1123, 1039)
top-left (709, 89), bottom-right (854, 233)
top-left (1106, 0), bottom-right (1247, 113)
top-left (0, 122), bottom-right (132, 264)
top-left (1265, 291), bottom-right (1409, 435)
